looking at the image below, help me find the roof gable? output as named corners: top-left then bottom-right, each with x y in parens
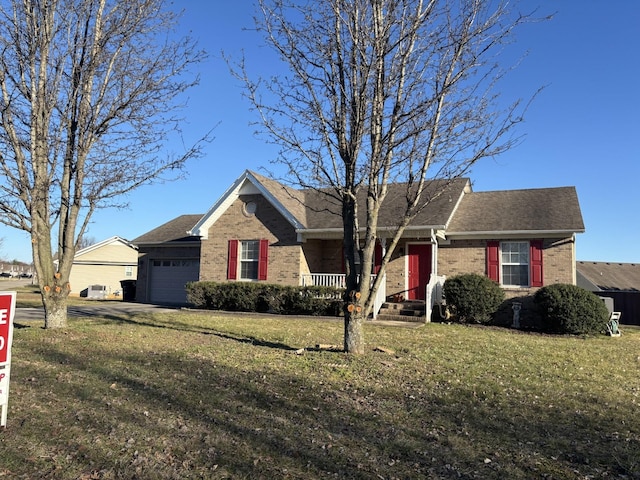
top-left (189, 170), bottom-right (305, 239)
top-left (74, 236), bottom-right (137, 258)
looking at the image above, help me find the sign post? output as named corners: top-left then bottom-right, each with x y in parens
top-left (0, 291), bottom-right (16, 428)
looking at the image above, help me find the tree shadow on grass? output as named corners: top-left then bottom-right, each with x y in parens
top-left (4, 331), bottom-right (639, 479)
top-left (73, 309), bottom-right (313, 352)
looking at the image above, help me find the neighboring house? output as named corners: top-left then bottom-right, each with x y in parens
top-left (133, 170), bottom-right (585, 317)
top-left (64, 236), bottom-right (138, 298)
top-left (577, 261), bottom-right (640, 325)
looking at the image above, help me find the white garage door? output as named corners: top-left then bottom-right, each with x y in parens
top-left (149, 259), bottom-right (200, 304)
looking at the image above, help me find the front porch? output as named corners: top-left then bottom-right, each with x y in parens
top-left (301, 273), bottom-right (387, 320)
top-left (375, 300), bottom-right (427, 322)
top-left (300, 273), bottom-right (446, 322)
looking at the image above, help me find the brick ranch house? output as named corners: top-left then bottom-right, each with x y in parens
top-left (132, 170), bottom-right (585, 319)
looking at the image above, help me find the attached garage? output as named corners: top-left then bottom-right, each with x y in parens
top-left (149, 259), bottom-right (200, 304)
top-left (132, 214), bottom-right (203, 305)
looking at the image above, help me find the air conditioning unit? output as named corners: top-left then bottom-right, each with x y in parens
top-left (87, 284), bottom-right (107, 299)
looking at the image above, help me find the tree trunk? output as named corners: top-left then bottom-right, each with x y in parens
top-left (342, 190), bottom-right (365, 354)
top-left (344, 309), bottom-right (365, 354)
top-left (32, 213), bottom-right (71, 329)
top-left (42, 292), bottom-right (69, 329)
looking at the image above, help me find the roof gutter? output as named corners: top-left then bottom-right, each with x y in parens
top-left (132, 240), bottom-right (202, 247)
top-left (296, 225), bottom-right (446, 242)
top-left (443, 229), bottom-right (585, 240)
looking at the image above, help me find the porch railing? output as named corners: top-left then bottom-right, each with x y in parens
top-left (372, 274), bottom-right (386, 320)
top-left (425, 274), bottom-right (446, 322)
top-left (301, 273), bottom-right (348, 289)
top-left (300, 273), bottom-right (386, 319)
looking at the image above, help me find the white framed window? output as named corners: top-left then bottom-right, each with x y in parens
top-left (487, 240), bottom-right (543, 288)
top-left (501, 241), bottom-right (530, 287)
top-left (240, 240), bottom-right (260, 280)
top-left (125, 266), bottom-right (133, 277)
top-left (227, 239), bottom-right (268, 281)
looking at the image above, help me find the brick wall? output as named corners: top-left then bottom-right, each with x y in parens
top-left (302, 239), bottom-right (343, 273)
top-left (199, 194), bottom-right (303, 286)
top-left (437, 236), bottom-right (577, 290)
top-left (437, 239), bottom-right (486, 277)
top-left (541, 237), bottom-right (576, 285)
top-left (384, 241), bottom-right (408, 298)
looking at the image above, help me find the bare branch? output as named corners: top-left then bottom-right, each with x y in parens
top-left (0, 0), bottom-right (211, 328)
top-left (236, 0), bottom-right (547, 352)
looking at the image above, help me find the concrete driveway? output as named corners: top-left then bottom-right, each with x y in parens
top-left (0, 277), bottom-right (34, 290)
top-left (2, 278), bottom-right (179, 323)
top-left (13, 303), bottom-right (181, 323)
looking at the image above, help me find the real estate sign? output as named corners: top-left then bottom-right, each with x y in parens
top-left (0, 291), bottom-right (16, 427)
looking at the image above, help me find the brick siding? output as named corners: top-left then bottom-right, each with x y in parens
top-left (139, 189), bottom-right (578, 302)
top-left (199, 194), bottom-right (303, 286)
top-left (437, 237), bottom-right (577, 293)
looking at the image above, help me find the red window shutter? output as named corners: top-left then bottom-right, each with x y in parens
top-left (258, 239), bottom-right (269, 281)
top-left (374, 241), bottom-right (383, 274)
top-left (530, 240), bottom-right (544, 287)
top-left (227, 240), bottom-right (238, 280)
top-left (486, 241), bottom-right (500, 282)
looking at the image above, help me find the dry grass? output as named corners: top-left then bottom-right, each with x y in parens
top-left (1, 308), bottom-right (639, 479)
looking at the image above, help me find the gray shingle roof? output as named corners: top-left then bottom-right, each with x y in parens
top-left (446, 186), bottom-right (584, 233)
top-left (309, 178), bottom-right (470, 230)
top-left (248, 171), bottom-right (309, 226)
top-left (133, 214), bottom-right (203, 244)
top-left (576, 261), bottom-right (640, 292)
top-left (133, 172), bottom-right (585, 242)
top-left (249, 172), bottom-right (470, 230)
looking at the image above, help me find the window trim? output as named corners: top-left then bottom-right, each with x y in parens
top-left (239, 240), bottom-right (260, 280)
top-left (227, 239), bottom-right (268, 281)
top-left (500, 241), bottom-right (530, 287)
top-left (486, 240), bottom-right (544, 288)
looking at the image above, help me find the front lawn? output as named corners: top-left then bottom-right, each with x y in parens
top-left (1, 311), bottom-right (639, 479)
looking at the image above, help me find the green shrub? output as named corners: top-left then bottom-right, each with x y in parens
top-left (533, 283), bottom-right (609, 335)
top-left (443, 273), bottom-right (505, 324)
top-left (185, 281), bottom-right (343, 316)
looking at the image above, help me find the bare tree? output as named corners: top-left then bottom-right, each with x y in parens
top-left (77, 235), bottom-right (97, 251)
top-left (240, 0), bottom-right (544, 353)
top-left (0, 0), bottom-right (209, 328)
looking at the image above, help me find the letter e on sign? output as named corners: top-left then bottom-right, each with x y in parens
top-left (0, 293), bottom-right (16, 366)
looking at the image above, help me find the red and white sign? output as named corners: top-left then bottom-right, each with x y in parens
top-left (0, 292), bottom-right (15, 365)
top-left (0, 291), bottom-right (16, 427)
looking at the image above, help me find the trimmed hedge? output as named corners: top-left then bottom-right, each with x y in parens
top-left (534, 283), bottom-right (610, 335)
top-left (443, 273), bottom-right (505, 324)
top-left (185, 281), bottom-right (343, 316)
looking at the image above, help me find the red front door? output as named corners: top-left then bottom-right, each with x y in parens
top-left (407, 244), bottom-right (432, 300)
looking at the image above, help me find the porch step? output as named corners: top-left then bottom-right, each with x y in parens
top-left (375, 301), bottom-right (426, 323)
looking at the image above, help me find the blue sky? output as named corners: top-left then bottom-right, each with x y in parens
top-left (1, 1), bottom-right (639, 264)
